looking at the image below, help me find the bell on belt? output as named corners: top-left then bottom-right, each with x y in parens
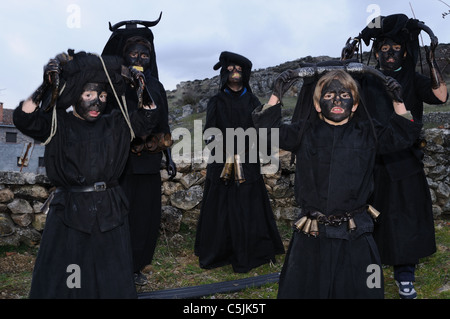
top-left (302, 218), bottom-right (312, 234)
top-left (348, 218), bottom-right (356, 231)
top-left (294, 216), bottom-right (308, 231)
top-left (367, 205), bottom-right (381, 220)
top-left (234, 154), bottom-right (245, 184)
top-left (309, 219), bottom-right (319, 237)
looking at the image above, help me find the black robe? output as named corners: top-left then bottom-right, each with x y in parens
top-left (362, 66), bottom-right (446, 265)
top-left (252, 103), bottom-right (422, 298)
top-left (194, 88), bottom-right (284, 273)
top-left (119, 71), bottom-right (171, 273)
top-left (13, 105), bottom-right (157, 298)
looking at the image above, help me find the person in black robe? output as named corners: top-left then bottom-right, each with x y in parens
top-left (102, 17), bottom-right (176, 285)
top-left (343, 14), bottom-right (448, 299)
top-left (13, 51), bottom-right (159, 298)
top-left (252, 67), bottom-right (422, 298)
top-left (194, 51), bottom-right (284, 273)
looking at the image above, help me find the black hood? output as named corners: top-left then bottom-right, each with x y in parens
top-left (102, 13), bottom-right (162, 80)
top-left (54, 51), bottom-right (125, 110)
top-left (359, 14), bottom-right (422, 68)
top-left (213, 51), bottom-right (253, 92)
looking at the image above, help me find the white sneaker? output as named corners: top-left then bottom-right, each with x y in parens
top-left (395, 281), bottom-right (417, 299)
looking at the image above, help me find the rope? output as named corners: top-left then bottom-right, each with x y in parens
top-left (94, 54), bottom-right (135, 140)
top-left (42, 82), bottom-right (65, 145)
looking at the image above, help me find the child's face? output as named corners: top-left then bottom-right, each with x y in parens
top-left (376, 38), bottom-right (405, 71)
top-left (318, 79), bottom-right (356, 124)
top-left (74, 83), bottom-right (107, 122)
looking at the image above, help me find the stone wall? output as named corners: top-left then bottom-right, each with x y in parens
top-left (0, 128), bottom-right (449, 247)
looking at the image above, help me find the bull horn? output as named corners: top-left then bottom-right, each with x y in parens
top-left (109, 12), bottom-right (163, 31)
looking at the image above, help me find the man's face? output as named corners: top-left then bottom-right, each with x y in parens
top-left (376, 39), bottom-right (405, 71)
top-left (227, 64), bottom-right (243, 84)
top-left (125, 43), bottom-right (151, 70)
top-left (318, 79), bottom-right (355, 124)
top-left (74, 83), bottom-right (107, 122)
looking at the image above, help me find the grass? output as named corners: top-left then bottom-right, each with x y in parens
top-left (0, 217), bottom-right (448, 300)
top-left (136, 220), bottom-right (449, 299)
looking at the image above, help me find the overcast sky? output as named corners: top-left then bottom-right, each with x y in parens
top-left (0, 0), bottom-right (449, 109)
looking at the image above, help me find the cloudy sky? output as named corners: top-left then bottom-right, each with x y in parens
top-left (0, 0), bottom-right (449, 109)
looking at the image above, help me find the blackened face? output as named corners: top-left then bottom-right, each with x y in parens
top-left (377, 39), bottom-right (405, 71)
top-left (319, 79), bottom-right (354, 123)
top-left (74, 83), bottom-right (107, 122)
top-left (125, 43), bottom-right (151, 70)
top-left (226, 64), bottom-right (243, 84)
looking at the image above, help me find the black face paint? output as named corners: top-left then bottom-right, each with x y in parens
top-left (74, 83), bottom-right (107, 122)
top-left (226, 64), bottom-right (243, 84)
top-left (319, 79), bottom-right (354, 123)
top-left (377, 39), bottom-right (405, 71)
top-left (125, 43), bottom-right (151, 70)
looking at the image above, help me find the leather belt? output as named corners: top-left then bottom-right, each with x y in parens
top-left (55, 181), bottom-right (119, 193)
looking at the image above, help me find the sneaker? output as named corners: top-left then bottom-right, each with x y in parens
top-left (395, 281), bottom-right (417, 299)
top-left (134, 271), bottom-right (148, 286)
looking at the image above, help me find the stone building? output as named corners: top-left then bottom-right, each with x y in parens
top-left (0, 102), bottom-right (46, 174)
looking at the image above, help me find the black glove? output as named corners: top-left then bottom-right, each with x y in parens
top-left (43, 59), bottom-right (61, 84)
top-left (385, 76), bottom-right (403, 103)
top-left (164, 149), bottom-right (177, 179)
top-left (272, 70), bottom-right (299, 100)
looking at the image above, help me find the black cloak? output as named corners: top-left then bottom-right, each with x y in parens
top-left (194, 52), bottom-right (284, 273)
top-left (13, 53), bottom-right (159, 298)
top-left (251, 65), bottom-right (422, 298)
top-left (101, 15), bottom-right (170, 274)
top-left (357, 14), bottom-right (443, 266)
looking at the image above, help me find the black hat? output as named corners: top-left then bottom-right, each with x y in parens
top-left (56, 52), bottom-right (125, 109)
top-left (102, 13), bottom-right (162, 79)
top-left (213, 51), bottom-right (253, 92)
top-left (360, 14), bottom-right (422, 67)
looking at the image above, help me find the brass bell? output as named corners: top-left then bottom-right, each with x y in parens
top-left (302, 218), bottom-right (312, 234)
top-left (234, 154), bottom-right (246, 184)
top-left (294, 216), bottom-right (308, 231)
top-left (220, 161), bottom-right (234, 183)
top-left (367, 205), bottom-right (381, 220)
top-left (309, 219), bottom-right (319, 237)
top-left (348, 218), bottom-right (356, 231)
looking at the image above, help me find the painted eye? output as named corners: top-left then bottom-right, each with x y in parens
top-left (323, 93), bottom-right (335, 100)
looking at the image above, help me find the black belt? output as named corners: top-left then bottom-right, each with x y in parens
top-left (55, 181), bottom-right (119, 193)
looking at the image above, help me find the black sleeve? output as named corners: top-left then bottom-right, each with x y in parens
top-left (376, 113), bottom-right (422, 154)
top-left (204, 96), bottom-right (218, 133)
top-left (12, 102), bottom-right (53, 143)
top-left (252, 103), bottom-right (304, 152)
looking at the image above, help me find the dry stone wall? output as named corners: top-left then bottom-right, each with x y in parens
top-left (0, 127), bottom-right (449, 247)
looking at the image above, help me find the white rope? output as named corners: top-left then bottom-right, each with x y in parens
top-left (42, 82), bottom-right (65, 145)
top-left (94, 54), bottom-right (135, 140)
top-left (42, 104), bottom-right (57, 145)
top-left (43, 55), bottom-right (136, 145)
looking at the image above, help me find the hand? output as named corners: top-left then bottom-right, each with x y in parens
top-left (272, 69), bottom-right (299, 100)
top-left (43, 59), bottom-right (60, 84)
top-left (385, 76), bottom-right (403, 103)
top-left (424, 42), bottom-right (438, 65)
top-left (167, 159), bottom-right (177, 179)
top-left (341, 37), bottom-right (359, 60)
top-left (128, 66), bottom-right (145, 87)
